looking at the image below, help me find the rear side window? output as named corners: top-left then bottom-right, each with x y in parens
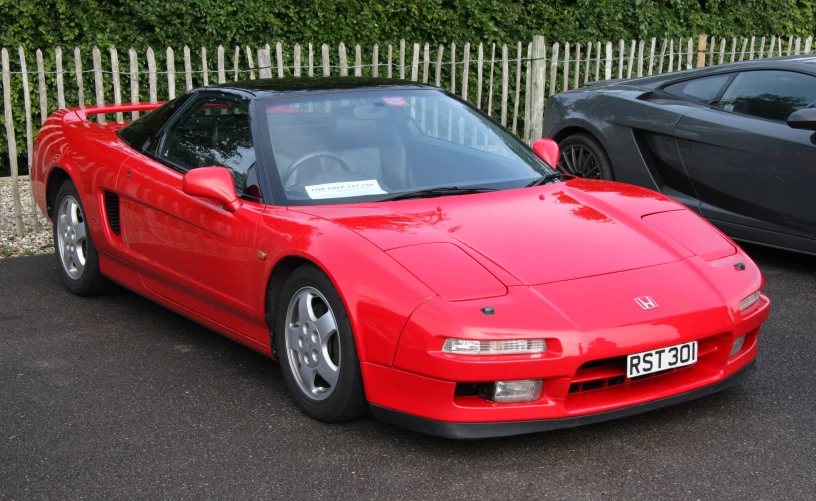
top-left (663, 73), bottom-right (733, 103)
top-left (118, 93), bottom-right (193, 151)
top-left (715, 70), bottom-right (816, 121)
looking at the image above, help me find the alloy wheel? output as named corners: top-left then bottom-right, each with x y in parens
top-left (284, 286), bottom-right (341, 401)
top-left (56, 196), bottom-right (87, 279)
top-left (558, 145), bottom-right (604, 179)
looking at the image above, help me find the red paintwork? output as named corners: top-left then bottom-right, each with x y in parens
top-left (532, 138), bottom-right (561, 167)
top-left (31, 102), bottom-right (770, 426)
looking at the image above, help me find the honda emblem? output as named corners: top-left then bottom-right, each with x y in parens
top-left (634, 296), bottom-right (658, 310)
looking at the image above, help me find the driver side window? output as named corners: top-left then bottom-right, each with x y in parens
top-left (715, 70), bottom-right (816, 122)
top-left (159, 93), bottom-right (260, 200)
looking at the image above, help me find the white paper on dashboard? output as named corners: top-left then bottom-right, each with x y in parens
top-left (305, 180), bottom-right (387, 199)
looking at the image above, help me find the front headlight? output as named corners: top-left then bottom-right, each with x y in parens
top-left (739, 291), bottom-right (761, 313)
top-left (442, 338), bottom-right (547, 355)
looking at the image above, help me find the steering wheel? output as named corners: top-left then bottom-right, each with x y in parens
top-left (280, 151), bottom-right (351, 185)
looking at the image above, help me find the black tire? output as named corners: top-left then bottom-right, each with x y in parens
top-left (52, 180), bottom-right (113, 296)
top-left (275, 264), bottom-right (368, 422)
top-left (557, 133), bottom-right (614, 180)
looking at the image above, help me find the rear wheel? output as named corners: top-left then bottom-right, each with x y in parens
top-left (53, 180), bottom-right (112, 296)
top-left (275, 264), bottom-right (368, 422)
top-left (557, 133), bottom-right (614, 180)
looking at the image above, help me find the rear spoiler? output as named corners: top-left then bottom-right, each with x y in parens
top-left (64, 102), bottom-right (166, 122)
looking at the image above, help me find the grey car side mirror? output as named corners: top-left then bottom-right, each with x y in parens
top-left (787, 108), bottom-right (816, 131)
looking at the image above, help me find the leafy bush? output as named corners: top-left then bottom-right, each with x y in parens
top-left (2, 0), bottom-right (815, 175)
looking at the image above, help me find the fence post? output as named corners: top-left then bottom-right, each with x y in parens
top-left (35, 49), bottom-right (47, 123)
top-left (128, 48), bottom-right (139, 119)
top-left (74, 47), bottom-right (85, 107)
top-left (110, 48), bottom-right (123, 122)
top-left (294, 44), bottom-right (302, 77)
top-left (697, 34), bottom-right (707, 68)
top-left (604, 42), bottom-right (613, 79)
top-left (218, 46), bottom-right (226, 82)
top-left (2, 48), bottom-right (25, 236)
top-left (529, 35), bottom-right (547, 143)
top-left (371, 44), bottom-right (378, 78)
top-left (18, 46), bottom-right (40, 231)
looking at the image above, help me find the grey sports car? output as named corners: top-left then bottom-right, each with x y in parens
top-left (542, 55), bottom-right (816, 255)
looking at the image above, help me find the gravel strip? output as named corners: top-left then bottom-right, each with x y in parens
top-left (0, 176), bottom-right (54, 258)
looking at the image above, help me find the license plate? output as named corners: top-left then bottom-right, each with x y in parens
top-left (626, 341), bottom-right (697, 379)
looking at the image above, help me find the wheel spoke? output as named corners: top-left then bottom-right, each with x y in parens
top-left (287, 323), bottom-right (303, 355)
top-left (297, 292), bottom-right (316, 324)
top-left (315, 357), bottom-right (339, 388)
top-left (299, 362), bottom-right (315, 390)
top-left (584, 165), bottom-right (601, 178)
top-left (314, 312), bottom-right (336, 337)
top-left (69, 199), bottom-right (81, 225)
top-left (575, 147), bottom-right (584, 173)
top-left (581, 148), bottom-right (592, 170)
top-left (73, 219), bottom-right (86, 242)
top-left (559, 149), bottom-right (574, 174)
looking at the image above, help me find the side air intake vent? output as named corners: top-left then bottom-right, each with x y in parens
top-left (632, 130), bottom-right (666, 190)
top-left (105, 191), bottom-right (121, 236)
top-left (632, 130), bottom-right (698, 198)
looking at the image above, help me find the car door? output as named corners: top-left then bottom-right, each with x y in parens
top-left (116, 91), bottom-right (267, 337)
top-left (672, 70), bottom-right (816, 242)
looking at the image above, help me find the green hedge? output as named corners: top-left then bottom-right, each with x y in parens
top-left (2, 0), bottom-right (815, 175)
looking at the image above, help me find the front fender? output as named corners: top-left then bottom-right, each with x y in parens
top-left (255, 208), bottom-right (435, 367)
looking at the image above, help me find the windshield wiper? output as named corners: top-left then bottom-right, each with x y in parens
top-left (379, 186), bottom-right (499, 201)
top-left (525, 172), bottom-right (564, 187)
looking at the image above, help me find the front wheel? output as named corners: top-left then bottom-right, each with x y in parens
top-left (557, 133), bottom-right (614, 180)
top-left (275, 264), bottom-right (368, 422)
top-left (53, 180), bottom-right (113, 296)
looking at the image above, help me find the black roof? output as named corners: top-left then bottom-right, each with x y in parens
top-left (585, 54), bottom-right (816, 90)
top-left (209, 76), bottom-right (438, 97)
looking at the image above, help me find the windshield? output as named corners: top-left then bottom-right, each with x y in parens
top-left (256, 89), bottom-right (554, 205)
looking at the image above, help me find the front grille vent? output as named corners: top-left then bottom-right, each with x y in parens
top-left (105, 191), bottom-right (121, 236)
top-left (567, 338), bottom-right (719, 395)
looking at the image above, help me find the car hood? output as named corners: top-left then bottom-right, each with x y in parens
top-left (292, 179), bottom-right (731, 287)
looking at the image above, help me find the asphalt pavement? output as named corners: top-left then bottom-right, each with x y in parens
top-left (1, 246), bottom-right (814, 500)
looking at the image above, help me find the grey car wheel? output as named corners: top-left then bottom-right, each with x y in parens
top-left (557, 133), bottom-right (614, 180)
top-left (274, 264), bottom-right (368, 422)
top-left (284, 286), bottom-right (342, 401)
top-left (56, 195), bottom-right (87, 279)
top-left (52, 180), bottom-right (113, 296)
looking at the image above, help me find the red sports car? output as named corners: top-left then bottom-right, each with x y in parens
top-left (31, 78), bottom-right (769, 438)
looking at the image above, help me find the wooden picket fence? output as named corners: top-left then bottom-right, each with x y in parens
top-left (1, 33), bottom-right (815, 238)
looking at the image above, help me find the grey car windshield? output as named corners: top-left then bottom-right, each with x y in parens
top-left (257, 89), bottom-right (553, 204)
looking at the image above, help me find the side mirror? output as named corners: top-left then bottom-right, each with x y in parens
top-left (181, 167), bottom-right (241, 212)
top-left (532, 138), bottom-right (561, 168)
top-left (787, 108), bottom-right (816, 131)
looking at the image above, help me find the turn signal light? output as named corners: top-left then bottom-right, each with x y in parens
top-left (739, 291), bottom-right (761, 313)
top-left (442, 339), bottom-right (547, 355)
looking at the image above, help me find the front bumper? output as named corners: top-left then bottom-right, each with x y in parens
top-left (370, 360), bottom-right (755, 439)
top-left (361, 254), bottom-right (769, 436)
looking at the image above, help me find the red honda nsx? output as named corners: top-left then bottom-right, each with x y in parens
top-left (31, 78), bottom-right (769, 438)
